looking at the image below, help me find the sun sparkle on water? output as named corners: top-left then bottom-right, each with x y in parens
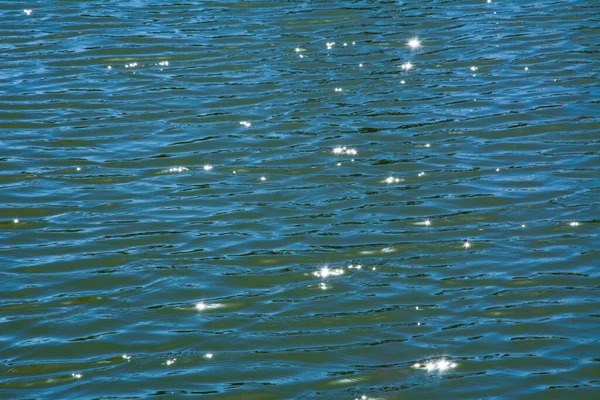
top-left (407, 37), bottom-right (422, 51)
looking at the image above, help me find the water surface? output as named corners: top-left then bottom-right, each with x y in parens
top-left (1, 1), bottom-right (599, 399)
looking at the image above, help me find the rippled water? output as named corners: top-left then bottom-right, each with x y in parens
top-left (1, 1), bottom-right (599, 399)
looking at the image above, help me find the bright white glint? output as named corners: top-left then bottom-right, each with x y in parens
top-left (313, 266), bottom-right (344, 278)
top-left (24, 9), bottom-right (33, 16)
top-left (359, 63), bottom-right (363, 67)
top-left (168, 166), bottom-right (188, 173)
top-left (295, 47), bottom-right (305, 53)
top-left (381, 247), bottom-right (394, 253)
top-left (425, 143), bottom-right (431, 148)
top-left (336, 162), bottom-right (341, 166)
top-left (326, 42), bottom-right (335, 50)
top-left (569, 221), bottom-right (580, 227)
top-left (407, 37), bottom-right (422, 51)
top-left (333, 146), bottom-right (357, 156)
top-left (334, 87), bottom-right (343, 92)
top-left (496, 168), bottom-right (500, 172)
top-left (203, 164), bottom-right (213, 171)
top-left (166, 358), bottom-right (176, 366)
top-left (470, 66), bottom-right (478, 72)
top-left (195, 302), bottom-right (206, 311)
top-left (13, 218), bottom-right (19, 224)
top-left (320, 282), bottom-right (328, 290)
top-left (204, 353), bottom-right (213, 359)
top-left (107, 65), bottom-right (112, 70)
top-left (71, 373), bottom-right (82, 379)
top-left (400, 80), bottom-right (405, 84)
top-left (401, 62), bottom-right (414, 71)
top-left (415, 306), bottom-right (420, 310)
top-left (418, 172), bottom-right (425, 177)
top-left (416, 358), bottom-right (458, 373)
top-left (463, 240), bottom-right (471, 249)
top-left (521, 224), bottom-right (526, 228)
top-left (260, 176), bottom-right (266, 181)
top-left (76, 166), bottom-right (81, 171)
top-left (424, 219), bottom-right (431, 226)
top-left (383, 176), bottom-right (401, 184)
top-left (487, 0), bottom-right (492, 3)
top-left (437, 359), bottom-right (452, 371)
top-left (239, 121), bottom-right (252, 128)
top-left (524, 67), bottom-right (529, 71)
top-left (122, 354), bottom-right (131, 361)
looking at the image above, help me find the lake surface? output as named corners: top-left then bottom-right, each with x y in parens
top-left (1, 1), bottom-right (599, 399)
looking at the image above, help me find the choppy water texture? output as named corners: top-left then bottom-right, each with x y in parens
top-left (1, 1), bottom-right (599, 399)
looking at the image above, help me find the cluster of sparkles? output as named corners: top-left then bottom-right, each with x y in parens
top-left (295, 47), bottom-right (305, 53)
top-left (125, 62), bottom-right (138, 68)
top-left (334, 87), bottom-right (343, 92)
top-left (332, 146), bottom-right (357, 156)
top-left (401, 62), bottom-right (414, 71)
top-left (354, 396), bottom-right (369, 400)
top-left (122, 354), bottom-right (131, 361)
top-left (168, 166), bottom-right (188, 173)
top-left (381, 247), bottom-right (394, 253)
top-left (418, 172), bottom-right (425, 177)
top-left (470, 66), bottom-right (478, 72)
top-left (157, 61), bottom-right (169, 66)
top-left (195, 301), bottom-right (223, 311)
top-left (383, 176), bottom-right (402, 184)
top-left (24, 9), bottom-right (33, 16)
top-left (347, 264), bottom-right (362, 270)
top-left (319, 282), bottom-right (328, 290)
top-left (313, 266), bottom-right (344, 278)
top-left (569, 221), bottom-right (580, 227)
top-left (413, 358), bottom-right (457, 372)
top-left (407, 37), bottom-right (422, 51)
top-left (326, 42), bottom-right (335, 50)
top-left (165, 358), bottom-right (176, 366)
top-left (71, 373), bottom-right (82, 379)
top-left (239, 121), bottom-right (252, 128)
top-left (203, 164), bottom-right (213, 171)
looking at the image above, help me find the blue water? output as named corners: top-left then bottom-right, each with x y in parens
top-left (1, 1), bottom-right (599, 399)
